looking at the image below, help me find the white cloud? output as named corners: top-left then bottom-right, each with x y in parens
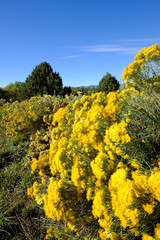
top-left (60, 54), bottom-right (85, 59)
top-left (81, 38), bottom-right (160, 55)
top-left (82, 44), bottom-right (138, 53)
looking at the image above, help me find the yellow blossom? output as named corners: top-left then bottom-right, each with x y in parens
top-left (143, 203), bottom-right (154, 214)
top-left (154, 223), bottom-right (160, 238)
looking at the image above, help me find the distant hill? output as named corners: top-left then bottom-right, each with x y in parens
top-left (72, 83), bottom-right (125, 89)
top-left (72, 85), bottom-right (98, 89)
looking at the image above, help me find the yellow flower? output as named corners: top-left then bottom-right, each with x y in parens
top-left (103, 91), bottom-right (120, 121)
top-left (137, 106), bottom-right (142, 110)
top-left (154, 223), bottom-right (160, 238)
top-left (31, 158), bottom-right (38, 174)
top-left (148, 170), bottom-right (160, 201)
top-left (86, 187), bottom-right (93, 201)
top-left (109, 168), bottom-right (139, 228)
top-left (132, 170), bottom-right (148, 193)
top-left (142, 233), bottom-right (154, 240)
top-left (46, 225), bottom-right (53, 239)
top-left (143, 203), bottom-right (154, 214)
top-left (122, 43), bottom-right (160, 88)
top-left (27, 186), bottom-right (33, 198)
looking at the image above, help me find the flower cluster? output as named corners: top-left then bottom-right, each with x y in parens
top-left (28, 44), bottom-right (160, 239)
top-left (122, 43), bottom-right (160, 90)
top-left (1, 95), bottom-right (64, 139)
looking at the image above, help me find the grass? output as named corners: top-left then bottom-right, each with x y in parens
top-left (0, 131), bottom-right (49, 239)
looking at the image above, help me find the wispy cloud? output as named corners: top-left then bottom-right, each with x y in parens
top-left (59, 54), bottom-right (85, 59)
top-left (82, 44), bottom-right (138, 53)
top-left (80, 38), bottom-right (160, 55)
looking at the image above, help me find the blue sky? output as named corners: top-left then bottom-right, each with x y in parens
top-left (0, 0), bottom-right (160, 88)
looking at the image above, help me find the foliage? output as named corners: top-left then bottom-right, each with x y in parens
top-left (0, 95), bottom-right (66, 239)
top-left (0, 156), bottom-right (49, 240)
top-left (71, 86), bottom-right (97, 96)
top-left (4, 82), bottom-right (27, 102)
top-left (0, 88), bottom-right (11, 102)
top-left (97, 72), bottom-right (120, 93)
top-left (0, 118), bottom-right (48, 240)
top-left (29, 89), bottom-right (160, 239)
top-left (25, 62), bottom-right (63, 97)
top-left (1, 94), bottom-right (65, 140)
top-left (1, 43), bottom-right (160, 239)
top-left (63, 86), bottom-right (72, 97)
top-left (1, 62), bottom-right (64, 102)
top-left (28, 44), bottom-right (160, 239)
top-left (122, 43), bottom-right (160, 90)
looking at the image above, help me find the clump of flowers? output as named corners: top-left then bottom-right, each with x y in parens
top-left (28, 44), bottom-right (160, 239)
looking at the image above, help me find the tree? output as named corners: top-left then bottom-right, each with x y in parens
top-left (52, 72), bottom-right (63, 96)
top-left (63, 86), bottom-right (72, 97)
top-left (25, 62), bottom-right (63, 97)
top-left (97, 72), bottom-right (120, 93)
top-left (0, 87), bottom-right (10, 101)
top-left (4, 82), bottom-right (27, 101)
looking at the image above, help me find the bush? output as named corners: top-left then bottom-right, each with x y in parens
top-left (0, 95), bottom-right (65, 239)
top-left (28, 44), bottom-right (160, 239)
top-left (97, 72), bottom-right (120, 93)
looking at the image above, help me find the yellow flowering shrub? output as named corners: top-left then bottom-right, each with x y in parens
top-left (109, 167), bottom-right (139, 229)
top-left (1, 95), bottom-right (64, 139)
top-left (105, 119), bottom-right (131, 157)
top-left (29, 87), bottom-right (160, 239)
top-left (148, 170), bottom-right (160, 202)
top-left (103, 91), bottom-right (120, 122)
top-left (122, 43), bottom-right (160, 90)
top-left (28, 44), bottom-right (160, 240)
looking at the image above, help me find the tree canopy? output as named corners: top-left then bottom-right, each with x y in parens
top-left (0, 87), bottom-right (10, 101)
top-left (25, 62), bottom-right (63, 97)
top-left (63, 86), bottom-right (72, 97)
top-left (1, 62), bottom-right (64, 102)
top-left (4, 82), bottom-right (27, 101)
top-left (97, 72), bottom-right (120, 93)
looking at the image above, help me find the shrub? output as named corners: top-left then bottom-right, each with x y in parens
top-left (28, 44), bottom-right (160, 239)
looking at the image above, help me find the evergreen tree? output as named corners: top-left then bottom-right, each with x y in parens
top-left (25, 62), bottom-right (63, 97)
top-left (63, 86), bottom-right (72, 97)
top-left (97, 72), bottom-right (120, 93)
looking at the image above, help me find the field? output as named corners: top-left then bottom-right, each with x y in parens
top-left (0, 44), bottom-right (160, 240)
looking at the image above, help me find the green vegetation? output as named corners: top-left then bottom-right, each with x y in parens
top-left (1, 62), bottom-right (65, 102)
top-left (0, 63), bottom-right (119, 102)
top-left (97, 72), bottom-right (120, 93)
top-left (0, 44), bottom-right (160, 239)
top-left (0, 95), bottom-right (66, 239)
top-left (4, 82), bottom-right (27, 102)
top-left (25, 62), bottom-right (63, 98)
